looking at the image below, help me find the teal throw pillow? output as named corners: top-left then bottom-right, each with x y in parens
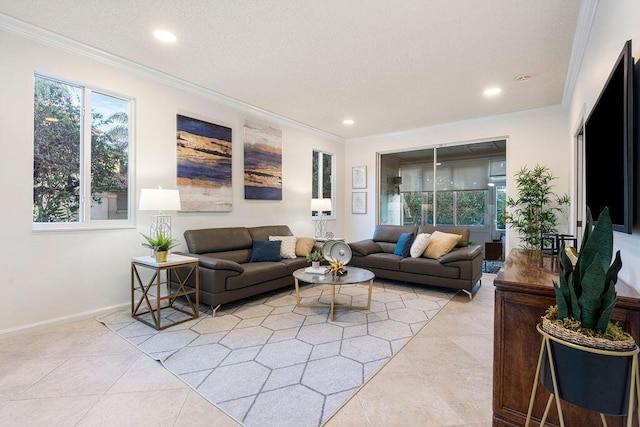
top-left (251, 240), bottom-right (282, 262)
top-left (394, 232), bottom-right (415, 257)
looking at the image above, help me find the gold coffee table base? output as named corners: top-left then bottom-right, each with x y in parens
top-left (293, 267), bottom-right (375, 321)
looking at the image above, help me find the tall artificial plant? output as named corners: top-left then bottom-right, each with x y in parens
top-left (505, 164), bottom-right (570, 249)
top-left (552, 207), bottom-right (623, 334)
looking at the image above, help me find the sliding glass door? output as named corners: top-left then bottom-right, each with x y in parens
top-left (378, 140), bottom-right (506, 244)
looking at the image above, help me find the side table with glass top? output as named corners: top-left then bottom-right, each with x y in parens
top-left (131, 254), bottom-right (199, 330)
top-left (292, 266), bottom-right (375, 321)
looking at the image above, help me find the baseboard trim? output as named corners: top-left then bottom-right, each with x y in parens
top-left (0, 302), bottom-right (129, 337)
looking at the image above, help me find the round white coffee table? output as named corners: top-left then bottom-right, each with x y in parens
top-left (292, 266), bottom-right (375, 321)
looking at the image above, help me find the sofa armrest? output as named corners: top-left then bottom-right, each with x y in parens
top-left (174, 252), bottom-right (244, 273)
top-left (439, 245), bottom-right (482, 264)
top-left (349, 240), bottom-right (382, 256)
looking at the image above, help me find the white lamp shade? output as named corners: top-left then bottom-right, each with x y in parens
top-left (310, 198), bottom-right (332, 212)
top-left (139, 188), bottom-right (181, 211)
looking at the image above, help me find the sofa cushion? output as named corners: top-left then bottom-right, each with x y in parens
top-left (202, 249), bottom-right (252, 264)
top-left (226, 262), bottom-right (288, 291)
top-left (280, 257), bottom-right (309, 275)
top-left (250, 240), bottom-right (282, 262)
top-left (248, 225), bottom-right (293, 241)
top-left (349, 240), bottom-right (382, 256)
top-left (269, 235), bottom-right (297, 259)
top-left (410, 233), bottom-right (432, 258)
top-left (349, 252), bottom-right (402, 270)
top-left (424, 231), bottom-right (462, 259)
top-left (394, 232), bottom-right (415, 257)
top-left (184, 227), bottom-right (253, 254)
top-left (400, 257), bottom-right (459, 279)
top-left (372, 225), bottom-right (418, 243)
top-left (295, 237), bottom-right (316, 256)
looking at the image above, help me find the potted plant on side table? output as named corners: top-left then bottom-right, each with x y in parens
top-left (525, 207), bottom-right (638, 425)
top-left (141, 231), bottom-right (179, 263)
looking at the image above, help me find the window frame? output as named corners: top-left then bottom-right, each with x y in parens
top-left (32, 73), bottom-right (136, 231)
top-left (311, 149), bottom-right (335, 219)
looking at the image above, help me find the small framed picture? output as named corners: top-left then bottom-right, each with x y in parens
top-left (352, 165), bottom-right (367, 189)
top-left (352, 192), bottom-right (367, 214)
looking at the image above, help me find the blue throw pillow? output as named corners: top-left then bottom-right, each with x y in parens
top-left (394, 232), bottom-right (415, 257)
top-left (250, 240), bottom-right (282, 262)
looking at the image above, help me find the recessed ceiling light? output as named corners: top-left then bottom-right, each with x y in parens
top-left (484, 87), bottom-right (502, 96)
top-left (342, 119), bottom-right (354, 125)
top-left (154, 29), bottom-right (177, 43)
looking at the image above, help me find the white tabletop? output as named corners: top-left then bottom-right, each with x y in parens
top-left (131, 254), bottom-right (199, 268)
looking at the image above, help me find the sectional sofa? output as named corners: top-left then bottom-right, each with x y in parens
top-left (173, 223), bottom-right (483, 308)
top-left (348, 224), bottom-right (483, 298)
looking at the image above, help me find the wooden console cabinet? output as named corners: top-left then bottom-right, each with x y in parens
top-left (493, 249), bottom-right (640, 426)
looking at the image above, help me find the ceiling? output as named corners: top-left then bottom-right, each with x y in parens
top-left (0, 0), bottom-right (582, 139)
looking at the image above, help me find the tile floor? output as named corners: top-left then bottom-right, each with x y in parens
top-left (0, 275), bottom-right (495, 426)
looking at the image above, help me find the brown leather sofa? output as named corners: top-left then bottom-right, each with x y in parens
top-left (348, 224), bottom-right (483, 298)
top-left (174, 225), bottom-right (308, 307)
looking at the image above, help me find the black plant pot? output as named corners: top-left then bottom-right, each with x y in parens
top-left (541, 337), bottom-right (635, 416)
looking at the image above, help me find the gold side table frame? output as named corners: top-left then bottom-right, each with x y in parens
top-left (131, 255), bottom-right (199, 330)
top-left (293, 267), bottom-right (375, 321)
top-left (526, 323), bottom-right (640, 427)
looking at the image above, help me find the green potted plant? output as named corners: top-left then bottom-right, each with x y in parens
top-left (505, 164), bottom-right (570, 250)
top-left (306, 250), bottom-right (325, 269)
top-left (528, 207), bottom-right (638, 420)
top-left (141, 231), bottom-right (179, 262)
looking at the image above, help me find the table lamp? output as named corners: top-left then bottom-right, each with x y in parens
top-left (311, 198), bottom-right (332, 238)
top-left (139, 187), bottom-right (181, 239)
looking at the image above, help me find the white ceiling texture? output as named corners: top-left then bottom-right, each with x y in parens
top-left (0, 0), bottom-right (582, 139)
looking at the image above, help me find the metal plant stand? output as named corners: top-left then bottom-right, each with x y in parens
top-left (526, 324), bottom-right (640, 427)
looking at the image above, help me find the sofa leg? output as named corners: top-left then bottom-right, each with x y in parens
top-left (211, 304), bottom-right (221, 317)
top-left (461, 279), bottom-right (482, 300)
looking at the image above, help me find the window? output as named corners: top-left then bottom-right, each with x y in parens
top-left (379, 140), bottom-right (506, 230)
top-left (33, 75), bottom-right (133, 228)
top-left (435, 190), bottom-right (487, 226)
top-left (312, 149), bottom-right (334, 216)
top-left (496, 185), bottom-right (507, 230)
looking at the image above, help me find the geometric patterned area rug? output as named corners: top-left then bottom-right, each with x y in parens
top-left (99, 278), bottom-right (455, 427)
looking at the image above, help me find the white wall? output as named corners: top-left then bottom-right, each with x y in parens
top-left (344, 105), bottom-right (571, 253)
top-left (0, 28), bottom-right (344, 333)
top-left (568, 0), bottom-right (640, 290)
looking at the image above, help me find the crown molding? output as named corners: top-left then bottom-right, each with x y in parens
top-left (0, 13), bottom-right (344, 143)
top-left (562, 0), bottom-right (599, 106)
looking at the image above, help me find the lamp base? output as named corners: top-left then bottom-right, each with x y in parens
top-left (314, 214), bottom-right (325, 238)
top-left (150, 214), bottom-right (172, 239)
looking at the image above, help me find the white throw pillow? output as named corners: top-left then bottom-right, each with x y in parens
top-left (269, 235), bottom-right (297, 259)
top-left (410, 233), bottom-right (432, 258)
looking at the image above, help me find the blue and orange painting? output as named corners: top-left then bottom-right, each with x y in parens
top-left (176, 115), bottom-right (232, 211)
top-left (243, 120), bottom-right (282, 200)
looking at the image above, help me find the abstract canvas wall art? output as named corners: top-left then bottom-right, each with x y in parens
top-left (176, 114), bottom-right (232, 211)
top-left (243, 119), bottom-right (282, 200)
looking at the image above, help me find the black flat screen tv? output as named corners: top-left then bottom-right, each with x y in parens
top-left (584, 40), bottom-right (634, 233)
